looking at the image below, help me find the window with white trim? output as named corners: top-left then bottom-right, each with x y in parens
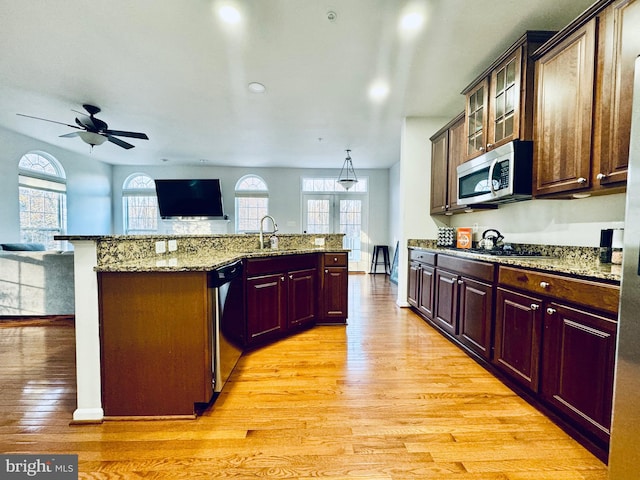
top-left (235, 175), bottom-right (269, 233)
top-left (122, 173), bottom-right (159, 234)
top-left (18, 152), bottom-right (67, 250)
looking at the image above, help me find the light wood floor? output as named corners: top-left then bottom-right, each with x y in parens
top-left (0, 275), bottom-right (607, 479)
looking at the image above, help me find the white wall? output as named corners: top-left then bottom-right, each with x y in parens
top-left (448, 193), bottom-right (626, 247)
top-left (0, 126), bottom-right (112, 243)
top-left (394, 116), bottom-right (450, 304)
top-left (111, 164), bottom-right (390, 261)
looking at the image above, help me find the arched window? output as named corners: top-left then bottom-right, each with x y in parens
top-left (18, 151), bottom-right (67, 249)
top-left (235, 175), bottom-right (269, 233)
top-left (122, 173), bottom-right (158, 234)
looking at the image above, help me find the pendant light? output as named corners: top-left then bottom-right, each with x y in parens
top-left (337, 149), bottom-right (358, 190)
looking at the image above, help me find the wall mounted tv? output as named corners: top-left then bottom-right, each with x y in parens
top-left (154, 179), bottom-right (225, 219)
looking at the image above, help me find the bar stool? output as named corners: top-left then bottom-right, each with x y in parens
top-left (370, 245), bottom-right (390, 274)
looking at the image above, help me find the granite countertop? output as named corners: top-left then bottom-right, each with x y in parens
top-left (95, 247), bottom-right (348, 273)
top-left (409, 246), bottom-right (621, 283)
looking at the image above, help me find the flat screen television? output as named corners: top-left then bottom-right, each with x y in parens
top-left (154, 179), bottom-right (225, 219)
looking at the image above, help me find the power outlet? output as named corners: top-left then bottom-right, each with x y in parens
top-left (314, 237), bottom-right (325, 247)
top-left (472, 223), bottom-right (479, 234)
top-left (155, 240), bottom-right (166, 254)
top-left (168, 239), bottom-right (178, 252)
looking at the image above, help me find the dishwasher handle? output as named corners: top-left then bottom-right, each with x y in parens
top-left (208, 261), bottom-right (243, 288)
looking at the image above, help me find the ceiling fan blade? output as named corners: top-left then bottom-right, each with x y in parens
top-left (17, 113), bottom-right (81, 130)
top-left (59, 132), bottom-right (81, 138)
top-left (107, 135), bottom-right (135, 149)
top-left (103, 129), bottom-right (149, 140)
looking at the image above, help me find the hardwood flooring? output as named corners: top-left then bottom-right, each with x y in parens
top-left (0, 275), bottom-right (607, 479)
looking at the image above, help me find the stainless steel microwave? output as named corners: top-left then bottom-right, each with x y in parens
top-left (456, 140), bottom-right (533, 205)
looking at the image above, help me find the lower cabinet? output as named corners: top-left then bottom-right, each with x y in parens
top-left (541, 302), bottom-right (617, 445)
top-left (494, 287), bottom-right (543, 392)
top-left (245, 254), bottom-right (318, 347)
top-left (98, 271), bottom-right (213, 417)
top-left (408, 250), bottom-right (436, 320)
top-left (432, 254), bottom-right (495, 360)
top-left (319, 253), bottom-right (349, 323)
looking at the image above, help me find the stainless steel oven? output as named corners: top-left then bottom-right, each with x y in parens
top-left (457, 140), bottom-right (533, 205)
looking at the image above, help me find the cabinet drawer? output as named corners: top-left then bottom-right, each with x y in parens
top-left (246, 254), bottom-right (317, 276)
top-left (438, 254), bottom-right (494, 282)
top-left (498, 266), bottom-right (619, 315)
top-left (323, 252), bottom-right (347, 267)
top-left (409, 249), bottom-right (436, 266)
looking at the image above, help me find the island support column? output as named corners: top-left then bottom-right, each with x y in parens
top-left (70, 240), bottom-right (103, 421)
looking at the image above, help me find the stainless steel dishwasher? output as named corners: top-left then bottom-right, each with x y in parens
top-left (209, 260), bottom-right (244, 394)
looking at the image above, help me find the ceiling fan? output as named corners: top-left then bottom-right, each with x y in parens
top-left (16, 104), bottom-right (149, 150)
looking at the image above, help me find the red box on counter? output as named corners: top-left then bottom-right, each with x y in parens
top-left (457, 228), bottom-right (472, 249)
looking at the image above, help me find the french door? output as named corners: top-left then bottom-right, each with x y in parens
top-left (303, 194), bottom-right (368, 272)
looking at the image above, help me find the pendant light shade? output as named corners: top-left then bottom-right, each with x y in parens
top-left (337, 149), bottom-right (358, 190)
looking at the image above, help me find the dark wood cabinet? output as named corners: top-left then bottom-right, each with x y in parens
top-left (494, 287), bottom-right (543, 392)
top-left (541, 302), bottom-right (617, 445)
top-left (458, 276), bottom-right (493, 360)
top-left (534, 0), bottom-right (637, 197)
top-left (319, 253), bottom-right (348, 324)
top-left (430, 113), bottom-right (466, 215)
top-left (431, 254), bottom-right (495, 360)
top-left (593, 0), bottom-right (640, 188)
top-left (288, 268), bottom-right (316, 328)
top-left (245, 254), bottom-right (318, 346)
top-left (463, 31), bottom-right (555, 161)
top-left (98, 271), bottom-right (213, 417)
top-left (497, 264), bottom-right (619, 457)
top-left (407, 250), bottom-right (436, 320)
top-left (246, 273), bottom-right (287, 343)
top-left (433, 268), bottom-right (459, 336)
top-left (533, 20), bottom-right (596, 197)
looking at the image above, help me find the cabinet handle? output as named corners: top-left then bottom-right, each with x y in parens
top-left (530, 304), bottom-right (540, 310)
top-left (597, 173), bottom-right (607, 180)
top-left (540, 281), bottom-right (550, 289)
top-left (577, 177), bottom-right (587, 184)
top-left (546, 307), bottom-right (557, 315)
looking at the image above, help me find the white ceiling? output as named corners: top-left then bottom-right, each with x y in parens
top-left (0, 0), bottom-right (595, 170)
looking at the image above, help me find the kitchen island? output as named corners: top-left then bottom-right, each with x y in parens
top-left (57, 233), bottom-right (348, 421)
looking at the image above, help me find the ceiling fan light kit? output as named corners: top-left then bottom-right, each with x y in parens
top-left (16, 104), bottom-right (149, 150)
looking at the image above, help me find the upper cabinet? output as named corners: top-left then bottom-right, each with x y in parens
top-left (462, 31), bottom-right (556, 161)
top-left (533, 0), bottom-right (638, 197)
top-left (430, 112), bottom-right (466, 215)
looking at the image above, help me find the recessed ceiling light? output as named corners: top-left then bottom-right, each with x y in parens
top-left (369, 81), bottom-right (389, 102)
top-left (400, 11), bottom-right (425, 31)
top-left (218, 4), bottom-right (241, 24)
top-left (248, 82), bottom-right (266, 93)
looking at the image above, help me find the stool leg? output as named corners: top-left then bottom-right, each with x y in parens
top-left (370, 248), bottom-right (377, 274)
top-left (384, 247), bottom-right (390, 275)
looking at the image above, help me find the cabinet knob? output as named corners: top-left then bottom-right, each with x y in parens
top-left (289, 274), bottom-right (293, 279)
top-left (530, 304), bottom-right (540, 310)
top-left (597, 173), bottom-right (607, 180)
top-left (334, 257), bottom-right (338, 262)
top-left (540, 281), bottom-right (550, 289)
top-left (479, 146), bottom-right (485, 152)
top-left (457, 279), bottom-right (464, 285)
top-left (487, 143), bottom-right (494, 149)
top-left (577, 177), bottom-right (587, 184)
top-left (325, 269), bottom-right (328, 273)
top-left (546, 307), bottom-right (557, 315)
top-left (441, 206), bottom-right (446, 211)
top-left (281, 276), bottom-right (285, 282)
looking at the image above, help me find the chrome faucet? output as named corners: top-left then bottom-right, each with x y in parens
top-left (259, 215), bottom-right (278, 249)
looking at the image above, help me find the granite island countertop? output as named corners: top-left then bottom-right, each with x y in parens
top-left (408, 245), bottom-right (621, 283)
top-left (94, 247), bottom-right (348, 273)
